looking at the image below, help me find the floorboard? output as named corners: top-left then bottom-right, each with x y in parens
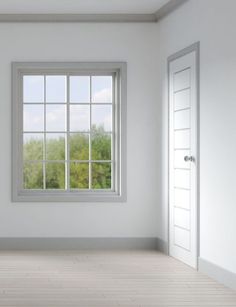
top-left (0, 250), bottom-right (234, 306)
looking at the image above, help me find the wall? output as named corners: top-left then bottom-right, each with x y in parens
top-left (0, 23), bottom-right (161, 238)
top-left (1, 0), bottom-right (235, 278)
top-left (158, 0), bottom-right (236, 274)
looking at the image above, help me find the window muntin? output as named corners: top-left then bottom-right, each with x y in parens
top-left (22, 74), bottom-right (114, 191)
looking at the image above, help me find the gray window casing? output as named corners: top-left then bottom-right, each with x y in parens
top-left (12, 62), bottom-right (127, 202)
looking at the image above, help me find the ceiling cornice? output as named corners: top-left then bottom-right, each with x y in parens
top-left (0, 13), bottom-right (157, 23)
top-left (0, 0), bottom-right (188, 23)
top-left (155, 0), bottom-right (189, 21)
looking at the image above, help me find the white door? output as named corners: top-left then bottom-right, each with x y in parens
top-left (169, 45), bottom-right (199, 269)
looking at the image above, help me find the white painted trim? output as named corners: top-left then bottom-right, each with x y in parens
top-left (0, 1), bottom-right (189, 23)
top-left (199, 258), bottom-right (236, 291)
top-left (155, 0), bottom-right (189, 21)
top-left (0, 238), bottom-right (158, 250)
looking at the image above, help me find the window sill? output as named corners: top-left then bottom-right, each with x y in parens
top-left (13, 189), bottom-right (126, 202)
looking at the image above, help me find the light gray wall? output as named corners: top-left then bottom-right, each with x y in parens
top-left (0, 23), bottom-right (161, 238)
top-left (1, 0), bottom-right (235, 279)
top-left (158, 0), bottom-right (236, 274)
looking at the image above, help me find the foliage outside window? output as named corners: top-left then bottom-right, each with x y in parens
top-left (12, 63), bottom-right (126, 202)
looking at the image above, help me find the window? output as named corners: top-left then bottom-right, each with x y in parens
top-left (12, 62), bottom-right (127, 202)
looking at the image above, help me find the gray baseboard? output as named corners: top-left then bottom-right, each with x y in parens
top-left (0, 237), bottom-right (160, 251)
top-left (199, 257), bottom-right (236, 291)
top-left (156, 237), bottom-right (169, 254)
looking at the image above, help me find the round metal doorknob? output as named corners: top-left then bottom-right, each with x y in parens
top-left (184, 156), bottom-right (194, 162)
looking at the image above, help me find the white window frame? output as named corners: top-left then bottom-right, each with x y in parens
top-left (12, 62), bottom-right (127, 202)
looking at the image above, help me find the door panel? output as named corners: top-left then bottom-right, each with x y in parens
top-left (174, 130), bottom-right (190, 149)
top-left (174, 169), bottom-right (190, 189)
top-left (174, 226), bottom-right (190, 250)
top-left (174, 207), bottom-right (190, 230)
top-left (174, 109), bottom-right (190, 130)
top-left (169, 46), bottom-right (198, 269)
top-left (173, 68), bottom-right (190, 92)
top-left (174, 188), bottom-right (190, 210)
top-left (174, 89), bottom-right (190, 110)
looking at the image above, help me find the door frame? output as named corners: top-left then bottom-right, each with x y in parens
top-left (167, 42), bottom-right (200, 269)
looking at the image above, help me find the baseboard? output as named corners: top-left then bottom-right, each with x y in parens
top-left (199, 257), bottom-right (236, 291)
top-left (0, 238), bottom-right (160, 251)
top-left (156, 237), bottom-right (169, 254)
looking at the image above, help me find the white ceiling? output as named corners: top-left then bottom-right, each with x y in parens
top-left (0, 0), bottom-right (170, 14)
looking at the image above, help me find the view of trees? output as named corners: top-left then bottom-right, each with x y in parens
top-left (23, 126), bottom-right (112, 190)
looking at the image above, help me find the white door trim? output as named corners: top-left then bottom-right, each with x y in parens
top-left (167, 42), bottom-right (200, 269)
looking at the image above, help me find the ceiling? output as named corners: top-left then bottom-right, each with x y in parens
top-left (0, 0), bottom-right (170, 14)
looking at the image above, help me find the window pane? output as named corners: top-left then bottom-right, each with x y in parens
top-left (92, 163), bottom-right (111, 189)
top-left (24, 105), bottom-right (44, 132)
top-left (23, 133), bottom-right (43, 161)
top-left (46, 76), bottom-right (66, 103)
top-left (46, 133), bottom-right (65, 160)
top-left (92, 133), bottom-right (111, 161)
top-left (70, 133), bottom-right (89, 161)
top-left (91, 105), bottom-right (112, 132)
top-left (70, 105), bottom-right (90, 132)
top-left (70, 76), bottom-right (90, 103)
top-left (70, 163), bottom-right (89, 189)
top-left (46, 105), bottom-right (66, 132)
top-left (92, 76), bottom-right (112, 103)
top-left (24, 162), bottom-right (43, 189)
top-left (23, 76), bottom-right (44, 103)
top-left (46, 163), bottom-right (65, 189)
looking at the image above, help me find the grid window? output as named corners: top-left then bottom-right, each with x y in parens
top-left (13, 62), bottom-right (126, 202)
top-left (23, 74), bottom-right (113, 190)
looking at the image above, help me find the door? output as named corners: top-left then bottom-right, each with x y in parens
top-left (168, 43), bottom-right (199, 268)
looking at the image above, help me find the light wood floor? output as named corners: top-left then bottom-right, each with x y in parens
top-left (0, 250), bottom-right (235, 306)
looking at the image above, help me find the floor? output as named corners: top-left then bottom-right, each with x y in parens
top-left (0, 250), bottom-right (235, 306)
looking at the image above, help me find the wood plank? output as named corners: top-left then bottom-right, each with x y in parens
top-left (0, 251), bottom-right (234, 306)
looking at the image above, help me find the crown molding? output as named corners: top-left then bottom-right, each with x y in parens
top-left (0, 0), bottom-right (188, 23)
top-left (0, 13), bottom-right (157, 23)
top-left (155, 0), bottom-right (189, 21)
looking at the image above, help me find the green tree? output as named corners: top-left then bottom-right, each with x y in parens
top-left (91, 125), bottom-right (111, 160)
top-left (23, 126), bottom-right (111, 190)
top-left (24, 163), bottom-right (43, 189)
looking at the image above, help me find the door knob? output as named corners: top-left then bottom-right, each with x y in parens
top-left (184, 156), bottom-right (194, 162)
